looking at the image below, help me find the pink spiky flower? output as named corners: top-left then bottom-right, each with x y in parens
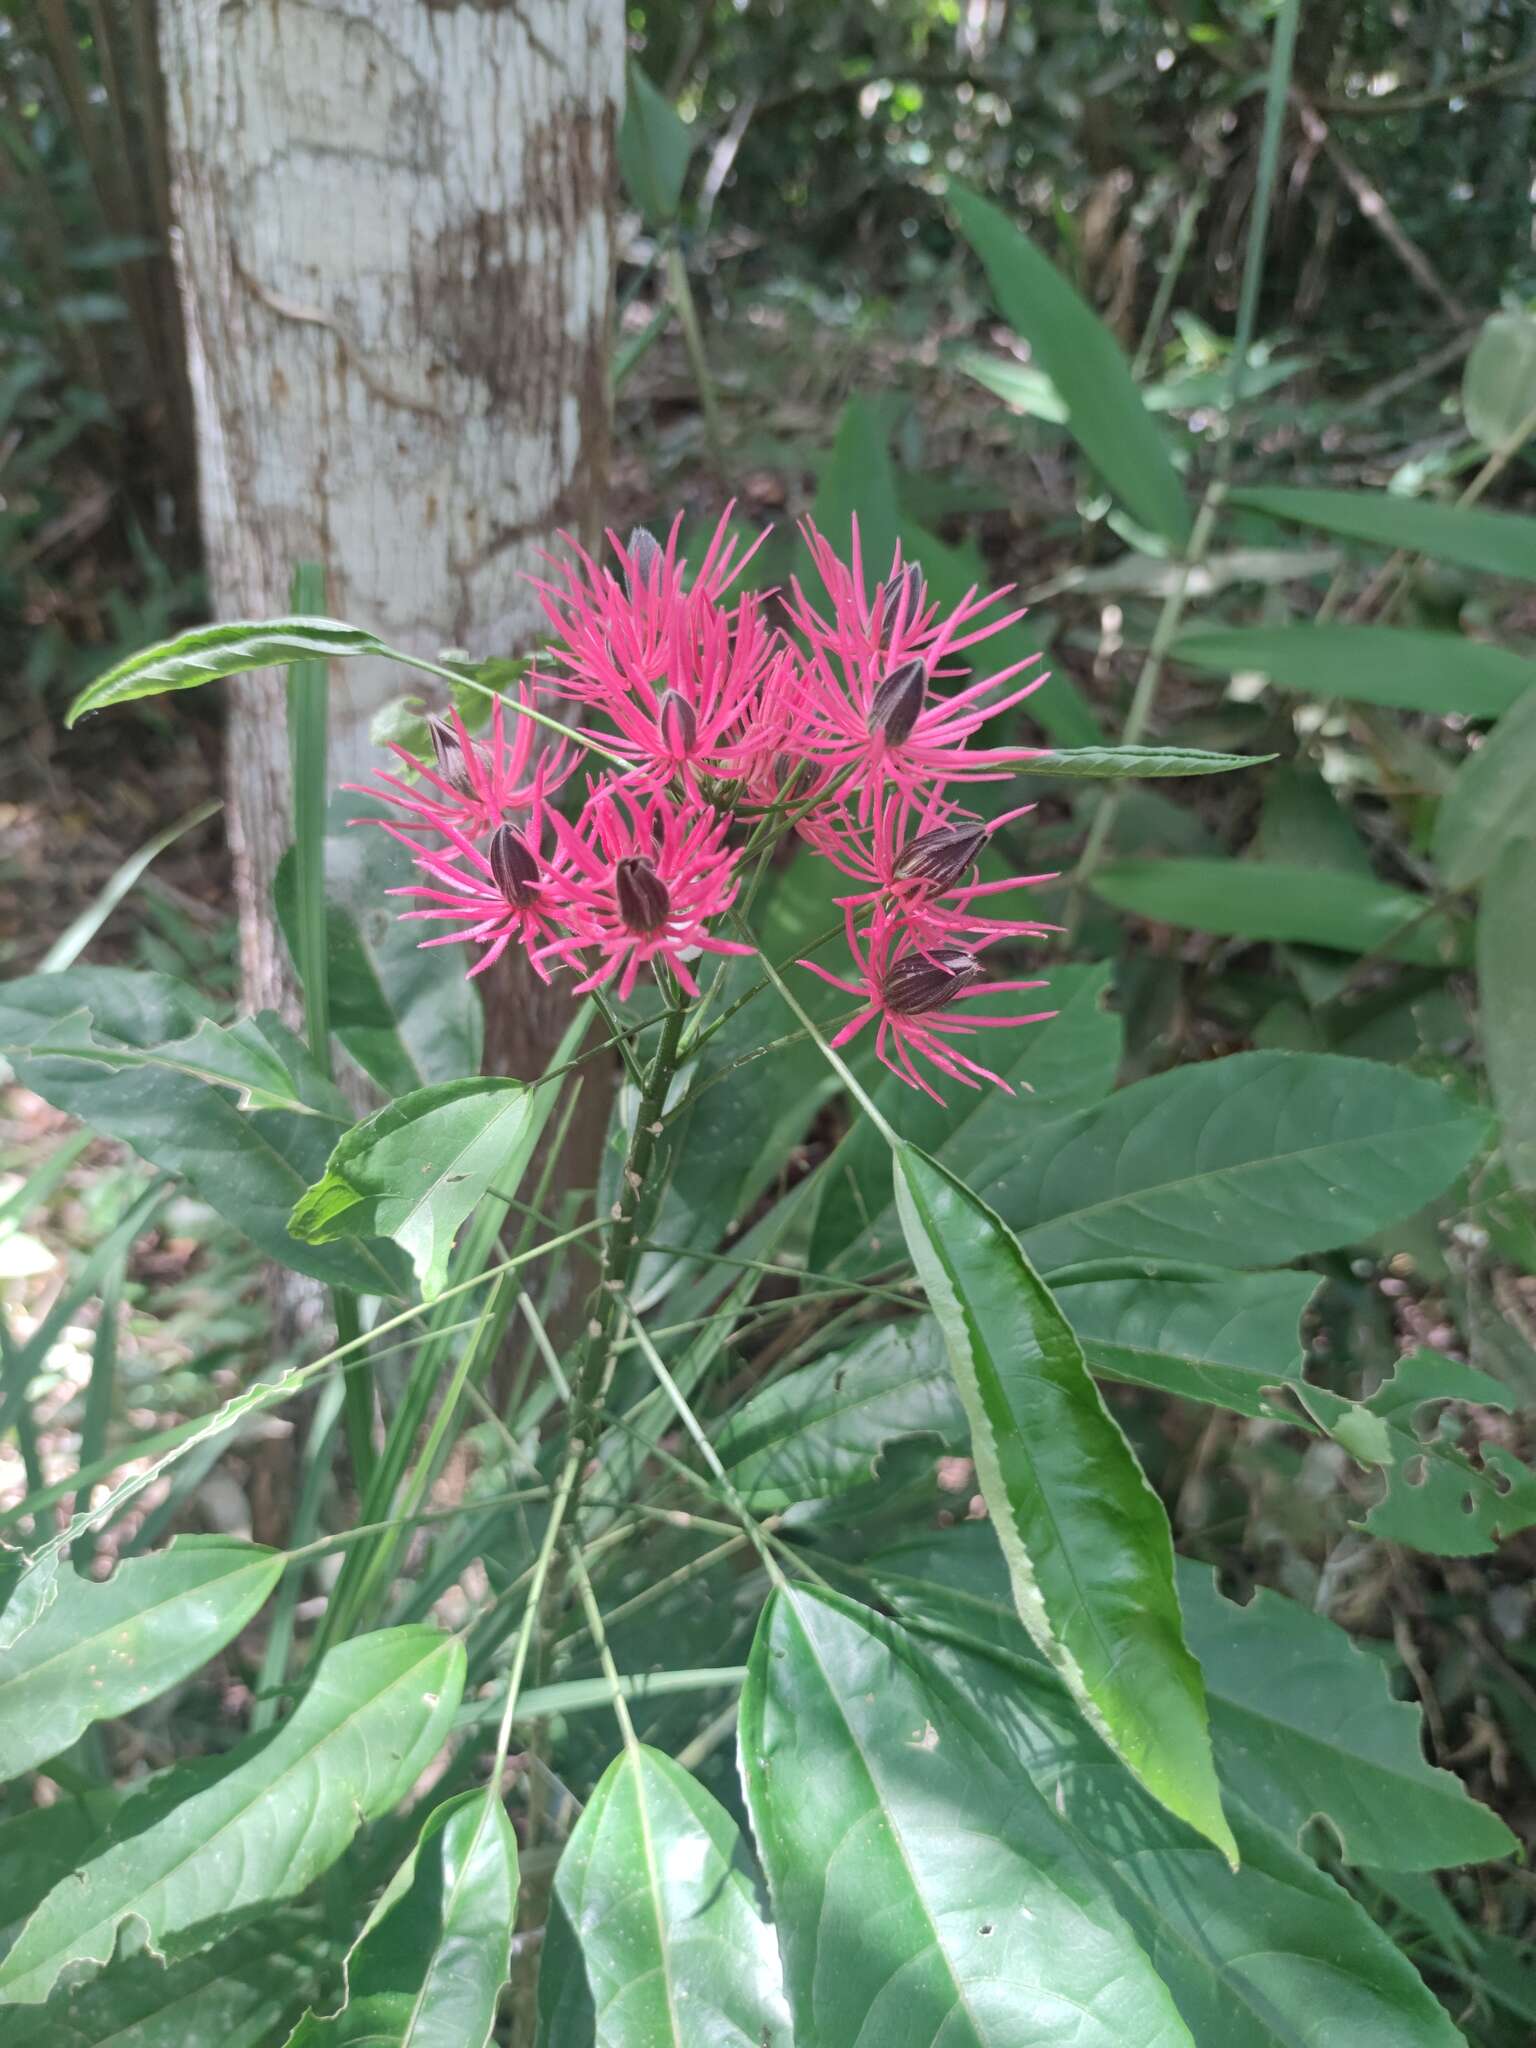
top-left (385, 764), bottom-right (569, 982)
top-left (346, 690), bottom-right (572, 843)
top-left (530, 510), bottom-right (779, 793)
top-left (798, 905), bottom-right (1053, 1102)
top-left (799, 787), bottom-right (1055, 950)
top-left (778, 521), bottom-right (1047, 812)
top-left (535, 782), bottom-right (754, 1000)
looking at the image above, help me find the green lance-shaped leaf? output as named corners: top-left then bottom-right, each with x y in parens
top-left (66, 619), bottom-right (392, 725)
top-left (537, 1744), bottom-right (790, 2048)
top-left (739, 1584), bottom-right (1197, 2048)
top-left (1230, 483), bottom-right (1536, 584)
top-left (892, 1142), bottom-right (1235, 1861)
top-left (984, 1050), bottom-right (1489, 1271)
top-left (0, 967), bottom-right (405, 1295)
top-left (1463, 309), bottom-right (1536, 453)
top-left (1480, 835), bottom-right (1536, 1191)
top-left (1173, 622), bottom-right (1536, 719)
top-left (1027, 744), bottom-right (1266, 778)
top-left (948, 185), bottom-right (1191, 548)
top-left (907, 1621), bottom-right (1470, 2048)
top-left (285, 1791), bottom-right (518, 2048)
top-left (874, 1525), bottom-right (1514, 1875)
top-left (5, 1910), bottom-right (330, 2048)
top-left (0, 1537), bottom-right (282, 1779)
top-left (0, 1626), bottom-right (464, 2007)
top-left (290, 1077), bottom-right (538, 1298)
top-left (1433, 687), bottom-right (1536, 888)
top-left (1092, 858), bottom-right (1469, 967)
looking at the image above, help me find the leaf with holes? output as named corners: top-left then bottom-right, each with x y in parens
top-left (0, 1627), bottom-right (463, 2006)
top-left (290, 1078), bottom-right (538, 1298)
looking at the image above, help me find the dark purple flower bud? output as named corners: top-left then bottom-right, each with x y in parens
top-left (869, 658), bottom-right (927, 745)
top-left (489, 825), bottom-right (540, 907)
top-left (626, 526), bottom-right (662, 597)
top-left (427, 714), bottom-right (474, 793)
top-left (615, 854), bottom-right (671, 934)
top-left (893, 819), bottom-right (987, 889)
top-left (882, 946), bottom-right (982, 1016)
top-left (657, 688), bottom-right (698, 757)
top-left (898, 560), bottom-right (925, 624)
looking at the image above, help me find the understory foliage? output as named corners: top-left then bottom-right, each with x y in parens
top-left (6, 4), bottom-right (1536, 2045)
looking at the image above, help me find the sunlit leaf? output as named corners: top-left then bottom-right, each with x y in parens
top-left (0, 1538), bottom-right (282, 1779)
top-left (893, 1143), bottom-right (1234, 1859)
top-left (537, 1745), bottom-right (789, 2047)
top-left (0, 1627), bottom-right (464, 2006)
top-left (740, 1585), bottom-right (1197, 2047)
top-left (67, 619), bottom-right (390, 725)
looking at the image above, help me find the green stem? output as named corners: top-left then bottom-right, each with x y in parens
top-left (665, 239), bottom-right (726, 470)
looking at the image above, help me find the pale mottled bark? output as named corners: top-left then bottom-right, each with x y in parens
top-left (160, 0), bottom-right (623, 1045)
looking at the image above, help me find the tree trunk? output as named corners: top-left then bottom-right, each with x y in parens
top-left (159, 0), bottom-right (623, 1078)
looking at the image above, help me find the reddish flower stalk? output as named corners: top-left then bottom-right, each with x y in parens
top-left (797, 906), bottom-right (1053, 1102)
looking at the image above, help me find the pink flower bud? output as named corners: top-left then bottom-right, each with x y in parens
top-left (615, 854), bottom-right (671, 934)
top-left (868, 658), bottom-right (927, 744)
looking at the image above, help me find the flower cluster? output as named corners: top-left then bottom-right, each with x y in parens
top-left (351, 511), bottom-right (1055, 1097)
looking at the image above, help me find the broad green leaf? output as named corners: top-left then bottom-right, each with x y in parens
top-left (67, 619), bottom-right (390, 725)
top-left (739, 1585), bottom-right (1197, 2048)
top-left (0, 1626), bottom-right (464, 2006)
top-left (8, 1911), bottom-right (328, 2048)
top-left (1028, 744), bottom-right (1265, 778)
top-left (893, 1143), bottom-right (1233, 1860)
top-left (1092, 858), bottom-right (1469, 967)
top-left (276, 797), bottom-right (482, 1097)
top-left (0, 1537), bottom-right (282, 1779)
top-left (1480, 835), bottom-right (1536, 1189)
top-left (1174, 1562), bottom-right (1516, 1870)
top-left (879, 1526), bottom-right (1513, 1871)
top-left (720, 1267), bottom-right (1313, 1504)
top-left (908, 1621), bottom-right (1470, 2048)
top-left (1433, 688), bottom-right (1536, 888)
top-left (290, 1078), bottom-right (536, 1298)
top-left (812, 960), bottom-right (1120, 1272)
top-left (285, 1792), bottom-right (517, 2047)
top-left (618, 62), bottom-right (695, 226)
top-left (537, 1745), bottom-right (789, 2047)
top-left (0, 1795), bottom-right (122, 1954)
top-left (1300, 1352), bottom-right (1536, 1555)
top-left (1463, 309), bottom-right (1536, 452)
top-left (0, 969), bottom-right (406, 1294)
top-left (1173, 623), bottom-right (1536, 718)
top-left (984, 1051), bottom-right (1488, 1270)
top-left (0, 1010), bottom-right (335, 1116)
top-left (1230, 484), bottom-right (1536, 584)
top-left (1054, 1264), bottom-right (1316, 1415)
top-left (949, 185), bottom-right (1191, 547)
top-left (811, 397), bottom-right (901, 600)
